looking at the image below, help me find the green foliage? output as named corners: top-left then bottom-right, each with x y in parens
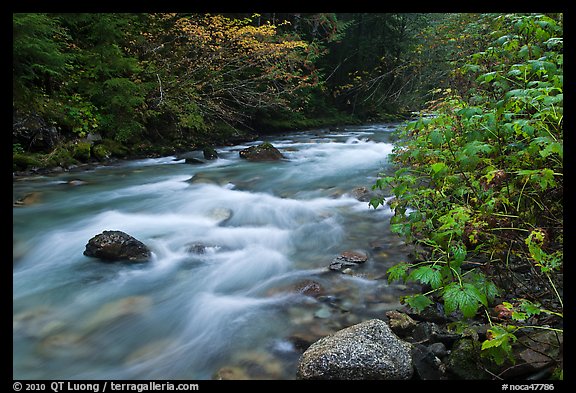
top-left (403, 294), bottom-right (433, 313)
top-left (13, 13), bottom-right (70, 107)
top-left (12, 12), bottom-right (446, 165)
top-left (443, 282), bottom-right (487, 318)
top-left (13, 144), bottom-right (25, 154)
top-left (371, 13), bottom-right (563, 351)
top-left (325, 13), bottom-right (436, 117)
top-left (61, 94), bottom-right (101, 137)
top-left (481, 325), bottom-right (517, 365)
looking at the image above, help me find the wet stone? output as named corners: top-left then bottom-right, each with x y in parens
top-left (386, 310), bottom-right (417, 337)
top-left (329, 250), bottom-right (369, 271)
top-left (83, 230), bottom-right (151, 262)
top-left (293, 280), bottom-right (324, 297)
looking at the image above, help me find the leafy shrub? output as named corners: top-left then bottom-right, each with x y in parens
top-left (371, 13), bottom-right (562, 367)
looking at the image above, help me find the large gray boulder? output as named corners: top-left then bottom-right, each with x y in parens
top-left (84, 230), bottom-right (151, 262)
top-left (297, 319), bottom-right (413, 380)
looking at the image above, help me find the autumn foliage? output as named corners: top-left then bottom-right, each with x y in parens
top-left (135, 13), bottom-right (319, 133)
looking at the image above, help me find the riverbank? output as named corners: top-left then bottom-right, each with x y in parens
top-left (13, 112), bottom-right (411, 178)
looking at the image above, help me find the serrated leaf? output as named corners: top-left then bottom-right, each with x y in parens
top-left (512, 311), bottom-right (527, 321)
top-left (519, 300), bottom-right (542, 316)
top-left (463, 140), bottom-right (494, 156)
top-left (481, 326), bottom-right (517, 365)
top-left (403, 294), bottom-right (433, 313)
top-left (408, 266), bottom-right (443, 289)
top-left (539, 141), bottom-right (563, 159)
top-left (468, 272), bottom-right (499, 304)
top-left (451, 245), bottom-right (467, 266)
top-left (386, 263), bottom-right (410, 283)
top-left (443, 282), bottom-right (486, 318)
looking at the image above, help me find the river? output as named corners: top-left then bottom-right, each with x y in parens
top-left (13, 122), bottom-right (416, 380)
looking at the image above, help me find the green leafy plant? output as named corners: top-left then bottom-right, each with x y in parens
top-left (372, 13), bottom-right (562, 369)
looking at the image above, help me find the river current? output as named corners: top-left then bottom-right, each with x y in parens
top-left (13, 122), bottom-right (416, 380)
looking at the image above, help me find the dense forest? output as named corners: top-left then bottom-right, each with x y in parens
top-left (13, 13), bottom-right (462, 169)
top-left (13, 12), bottom-right (563, 379)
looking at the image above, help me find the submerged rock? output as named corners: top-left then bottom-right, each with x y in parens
top-left (13, 191), bottom-right (42, 207)
top-left (293, 280), bottom-right (324, 298)
top-left (124, 338), bottom-right (179, 366)
top-left (239, 143), bottom-right (284, 161)
top-left (83, 230), bottom-right (151, 262)
top-left (209, 207), bottom-right (233, 223)
top-left (13, 307), bottom-right (65, 338)
top-left (215, 351), bottom-right (285, 380)
top-left (297, 319), bottom-right (413, 380)
top-left (214, 366), bottom-right (250, 380)
top-left (83, 296), bottom-right (153, 332)
top-left (37, 333), bottom-right (91, 358)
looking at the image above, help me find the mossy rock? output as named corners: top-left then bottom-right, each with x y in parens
top-left (446, 338), bottom-right (498, 379)
top-left (239, 143), bottom-right (284, 161)
top-left (92, 144), bottom-right (111, 161)
top-left (101, 139), bottom-right (129, 157)
top-left (13, 153), bottom-right (43, 171)
top-left (73, 141), bottom-right (92, 162)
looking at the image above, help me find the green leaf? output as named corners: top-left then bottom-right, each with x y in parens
top-left (463, 140), bottom-right (494, 156)
top-left (519, 299), bottom-right (542, 317)
top-left (430, 129), bottom-right (444, 146)
top-left (408, 266), bottom-right (443, 289)
top-left (451, 245), bottom-right (467, 266)
top-left (539, 141), bottom-right (563, 159)
top-left (386, 263), bottom-right (411, 283)
top-left (478, 71), bottom-right (497, 83)
top-left (512, 311), bottom-right (527, 321)
top-left (468, 272), bottom-right (499, 304)
top-left (457, 106), bottom-right (483, 119)
top-left (403, 294), bottom-right (433, 313)
top-left (481, 325), bottom-right (517, 365)
top-left (443, 282), bottom-right (486, 318)
top-left (430, 162), bottom-right (447, 174)
top-left (369, 197), bottom-right (384, 209)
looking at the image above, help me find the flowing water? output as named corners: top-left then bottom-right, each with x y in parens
top-left (13, 122), bottom-right (417, 380)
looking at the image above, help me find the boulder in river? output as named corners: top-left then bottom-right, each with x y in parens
top-left (296, 319), bottom-right (413, 380)
top-left (350, 186), bottom-right (375, 202)
top-left (239, 143), bottom-right (284, 161)
top-left (203, 146), bottom-right (219, 160)
top-left (185, 157), bottom-right (205, 165)
top-left (83, 230), bottom-right (151, 262)
top-left (329, 250), bottom-right (369, 271)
